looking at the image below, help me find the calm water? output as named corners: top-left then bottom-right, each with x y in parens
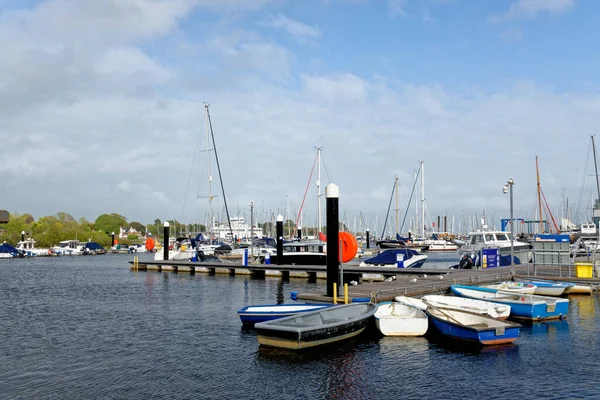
top-left (1, 253), bottom-right (599, 399)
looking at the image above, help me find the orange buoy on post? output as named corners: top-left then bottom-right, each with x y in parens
top-left (339, 231), bottom-right (358, 263)
top-left (145, 238), bottom-right (155, 251)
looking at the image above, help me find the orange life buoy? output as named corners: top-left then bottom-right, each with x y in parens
top-left (339, 232), bottom-right (358, 263)
top-left (145, 238), bottom-right (155, 251)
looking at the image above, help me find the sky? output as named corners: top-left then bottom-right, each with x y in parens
top-left (1, 0), bottom-right (600, 235)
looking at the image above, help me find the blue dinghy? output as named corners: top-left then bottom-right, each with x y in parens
top-left (238, 303), bottom-right (332, 325)
top-left (426, 306), bottom-right (521, 345)
top-left (451, 285), bottom-right (569, 321)
top-left (512, 277), bottom-right (574, 296)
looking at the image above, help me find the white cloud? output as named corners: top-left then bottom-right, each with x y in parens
top-left (491, 0), bottom-right (576, 22)
top-left (1, 0), bottom-right (598, 231)
top-left (264, 14), bottom-right (321, 39)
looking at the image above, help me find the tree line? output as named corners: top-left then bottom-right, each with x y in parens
top-left (0, 212), bottom-right (342, 248)
top-left (0, 212), bottom-right (207, 248)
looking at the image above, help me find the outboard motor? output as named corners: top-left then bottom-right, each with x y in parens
top-left (458, 252), bottom-right (476, 269)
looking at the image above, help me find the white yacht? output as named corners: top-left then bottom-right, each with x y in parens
top-left (413, 237), bottom-right (459, 252)
top-left (460, 230), bottom-right (531, 254)
top-left (15, 238), bottom-right (51, 257)
top-left (52, 240), bottom-right (85, 255)
top-left (211, 217), bottom-right (263, 241)
top-left (153, 236), bottom-right (224, 261)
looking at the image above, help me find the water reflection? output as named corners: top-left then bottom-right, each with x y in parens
top-left (527, 319), bottom-right (570, 336)
top-left (256, 337), bottom-right (376, 400)
top-left (276, 279), bottom-right (284, 304)
top-left (427, 331), bottom-right (520, 357)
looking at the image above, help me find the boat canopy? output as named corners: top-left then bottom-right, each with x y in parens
top-left (0, 242), bottom-right (18, 255)
top-left (85, 242), bottom-right (105, 251)
top-left (363, 249), bottom-right (420, 264)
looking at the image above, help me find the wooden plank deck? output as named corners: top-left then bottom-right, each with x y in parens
top-left (129, 259), bottom-right (600, 303)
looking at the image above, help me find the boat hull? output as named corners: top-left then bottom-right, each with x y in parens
top-left (374, 302), bottom-right (428, 336)
top-left (238, 304), bottom-right (332, 325)
top-left (426, 307), bottom-right (521, 345)
top-left (255, 303), bottom-right (376, 350)
top-left (451, 285), bottom-right (569, 321)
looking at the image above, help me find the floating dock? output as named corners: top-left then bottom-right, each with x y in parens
top-left (126, 258), bottom-right (600, 302)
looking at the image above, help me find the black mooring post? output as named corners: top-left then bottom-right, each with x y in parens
top-left (163, 222), bottom-right (170, 261)
top-left (366, 228), bottom-right (370, 249)
top-left (326, 184), bottom-right (339, 297)
top-left (298, 226), bottom-right (302, 240)
top-left (276, 215), bottom-right (283, 265)
top-left (111, 232), bottom-right (115, 247)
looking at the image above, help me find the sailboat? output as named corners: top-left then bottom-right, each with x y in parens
top-left (155, 104), bottom-right (234, 261)
top-left (376, 175), bottom-right (428, 251)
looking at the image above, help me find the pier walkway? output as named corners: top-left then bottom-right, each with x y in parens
top-left (127, 258), bottom-right (600, 302)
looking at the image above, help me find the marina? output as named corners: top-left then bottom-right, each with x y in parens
top-left (4, 0), bottom-right (600, 398)
top-left (1, 253), bottom-right (599, 399)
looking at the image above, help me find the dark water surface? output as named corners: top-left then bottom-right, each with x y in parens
top-left (1, 253), bottom-right (599, 399)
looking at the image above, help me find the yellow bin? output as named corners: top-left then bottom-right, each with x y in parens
top-left (575, 262), bottom-right (593, 278)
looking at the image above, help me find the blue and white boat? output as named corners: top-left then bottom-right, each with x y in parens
top-left (238, 303), bottom-right (332, 325)
top-left (513, 276), bottom-right (592, 295)
top-left (426, 306), bottom-right (521, 345)
top-left (359, 249), bottom-right (427, 268)
top-left (511, 278), bottom-right (572, 296)
top-left (0, 242), bottom-right (18, 259)
top-left (451, 285), bottom-right (569, 321)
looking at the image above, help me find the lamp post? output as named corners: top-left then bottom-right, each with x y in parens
top-left (503, 178), bottom-right (515, 273)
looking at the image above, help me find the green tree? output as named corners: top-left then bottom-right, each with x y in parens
top-left (129, 221), bottom-right (146, 233)
top-left (95, 213), bottom-right (127, 235)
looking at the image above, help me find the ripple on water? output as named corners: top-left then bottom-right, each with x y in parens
top-left (0, 255), bottom-right (599, 399)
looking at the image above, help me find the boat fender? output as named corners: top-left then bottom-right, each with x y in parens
top-left (48, 249), bottom-right (53, 255)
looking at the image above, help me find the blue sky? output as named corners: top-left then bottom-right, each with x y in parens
top-left (1, 0), bottom-right (599, 235)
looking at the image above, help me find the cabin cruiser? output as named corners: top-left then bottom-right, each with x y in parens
top-left (15, 238), bottom-right (51, 256)
top-left (412, 234), bottom-right (459, 252)
top-left (259, 240), bottom-right (327, 265)
top-left (153, 235), bottom-right (225, 261)
top-left (460, 230), bottom-right (531, 254)
top-left (52, 240), bottom-right (86, 255)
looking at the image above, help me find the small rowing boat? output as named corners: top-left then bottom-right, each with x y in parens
top-left (425, 306), bottom-right (521, 345)
top-left (395, 295), bottom-right (511, 320)
top-left (254, 303), bottom-right (376, 350)
top-left (374, 301), bottom-right (428, 336)
top-left (238, 303), bottom-right (332, 325)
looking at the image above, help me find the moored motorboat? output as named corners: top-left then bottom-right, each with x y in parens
top-left (426, 306), bottom-right (521, 345)
top-left (254, 303), bottom-right (376, 350)
top-left (395, 295), bottom-right (510, 320)
top-left (237, 303), bottom-right (332, 325)
top-left (451, 285), bottom-right (569, 321)
top-left (0, 242), bottom-right (18, 258)
top-left (374, 301), bottom-right (428, 336)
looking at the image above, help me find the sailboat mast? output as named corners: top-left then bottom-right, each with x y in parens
top-left (414, 169), bottom-right (418, 236)
top-left (420, 161), bottom-right (425, 238)
top-left (591, 135), bottom-right (600, 208)
top-left (205, 105), bottom-right (213, 240)
top-left (317, 147), bottom-right (322, 234)
top-left (395, 176), bottom-right (399, 235)
top-left (536, 156), bottom-right (543, 233)
top-left (206, 104), bottom-right (234, 241)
